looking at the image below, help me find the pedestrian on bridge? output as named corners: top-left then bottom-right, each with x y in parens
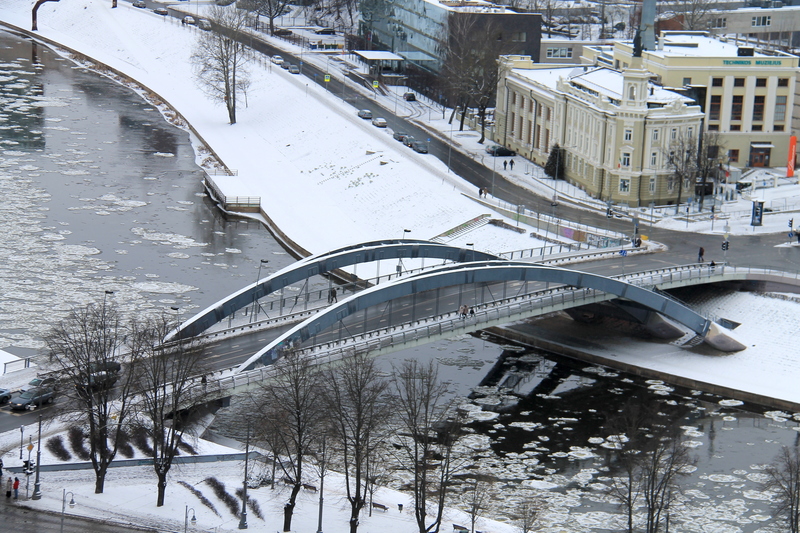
top-left (698, 246), bottom-right (705, 262)
top-left (328, 287), bottom-right (338, 304)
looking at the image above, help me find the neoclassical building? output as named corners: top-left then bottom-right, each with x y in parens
top-left (494, 55), bottom-right (704, 207)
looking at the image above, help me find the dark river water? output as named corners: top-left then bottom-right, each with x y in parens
top-left (1, 27), bottom-right (795, 532)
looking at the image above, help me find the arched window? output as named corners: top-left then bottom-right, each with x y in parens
top-left (628, 85), bottom-right (636, 101)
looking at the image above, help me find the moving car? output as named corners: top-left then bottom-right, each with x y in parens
top-left (271, 55), bottom-right (284, 65)
top-left (288, 64), bottom-right (300, 74)
top-left (10, 387), bottom-right (55, 410)
top-left (280, 61), bottom-right (291, 70)
top-left (393, 131), bottom-right (408, 142)
top-left (371, 117), bottom-right (387, 128)
top-left (273, 28), bottom-right (292, 36)
top-left (77, 371), bottom-right (119, 395)
top-left (411, 140), bottom-right (428, 153)
top-left (0, 388), bottom-right (11, 404)
top-left (485, 144), bottom-right (516, 157)
top-left (196, 19), bottom-right (212, 30)
top-left (315, 28), bottom-right (336, 35)
top-left (403, 135), bottom-right (416, 147)
top-left (182, 15), bottom-right (195, 24)
top-left (23, 376), bottom-right (57, 391)
top-left (132, 1), bottom-right (146, 8)
top-left (357, 109), bottom-right (372, 119)
top-left (153, 7), bottom-right (168, 15)
top-left (403, 92), bottom-right (416, 101)
top-left (89, 360), bottom-right (122, 374)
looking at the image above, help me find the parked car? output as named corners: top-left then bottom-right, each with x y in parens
top-left (271, 55), bottom-right (284, 65)
top-left (357, 109), bottom-right (372, 119)
top-left (182, 15), bottom-right (195, 25)
top-left (288, 64), bottom-right (300, 74)
top-left (403, 135), bottom-right (416, 147)
top-left (485, 144), bottom-right (516, 157)
top-left (10, 387), bottom-right (55, 410)
top-left (89, 360), bottom-right (122, 374)
top-left (215, 0), bottom-right (235, 5)
top-left (77, 371), bottom-right (119, 395)
top-left (153, 7), bottom-right (168, 15)
top-left (411, 140), bottom-right (429, 153)
top-left (132, 1), bottom-right (147, 8)
top-left (403, 92), bottom-right (416, 101)
top-left (371, 117), bottom-right (387, 128)
top-left (315, 27), bottom-right (336, 35)
top-left (280, 61), bottom-right (291, 70)
top-left (23, 376), bottom-right (57, 392)
top-left (196, 18), bottom-right (212, 30)
top-left (0, 388), bottom-right (11, 404)
top-left (273, 28), bottom-right (292, 36)
top-left (393, 131), bottom-right (408, 142)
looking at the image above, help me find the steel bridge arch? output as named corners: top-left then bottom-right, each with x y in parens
top-left (237, 261), bottom-right (712, 371)
top-left (172, 240), bottom-right (501, 340)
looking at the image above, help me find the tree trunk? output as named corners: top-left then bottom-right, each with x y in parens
top-left (94, 471), bottom-right (106, 494)
top-left (283, 484), bottom-right (301, 531)
top-left (349, 516), bottom-right (359, 533)
top-left (32, 0), bottom-right (60, 31)
top-left (157, 472), bottom-right (167, 506)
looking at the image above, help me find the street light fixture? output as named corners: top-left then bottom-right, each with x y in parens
top-left (397, 229), bottom-right (411, 276)
top-left (238, 425), bottom-right (250, 530)
top-left (251, 259), bottom-right (269, 322)
top-left (184, 505), bottom-right (197, 533)
top-left (19, 425), bottom-right (23, 460)
top-left (60, 489), bottom-right (76, 533)
top-left (32, 414), bottom-right (42, 500)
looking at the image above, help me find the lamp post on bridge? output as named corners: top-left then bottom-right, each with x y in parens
top-left (397, 229), bottom-right (411, 276)
top-left (251, 259), bottom-right (269, 322)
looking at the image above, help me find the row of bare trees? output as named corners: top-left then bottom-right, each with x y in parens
top-left (44, 300), bottom-right (209, 504)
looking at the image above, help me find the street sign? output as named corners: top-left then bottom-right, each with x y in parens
top-left (619, 250), bottom-right (627, 257)
top-left (324, 74), bottom-right (330, 82)
top-left (372, 81), bottom-right (379, 89)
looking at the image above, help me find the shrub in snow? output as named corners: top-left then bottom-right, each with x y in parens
top-left (204, 477), bottom-right (240, 516)
top-left (131, 426), bottom-right (154, 457)
top-left (235, 487), bottom-right (264, 520)
top-left (178, 480), bottom-right (220, 516)
top-left (116, 430), bottom-right (135, 459)
top-left (68, 427), bottom-right (90, 461)
top-left (46, 435), bottom-right (72, 461)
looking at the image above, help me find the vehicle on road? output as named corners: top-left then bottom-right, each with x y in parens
top-left (371, 117), bottom-right (387, 128)
top-left (411, 140), bottom-right (429, 153)
top-left (10, 387), bottom-right (55, 410)
top-left (288, 64), bottom-right (300, 74)
top-left (182, 15), bottom-right (195, 25)
top-left (0, 388), bottom-right (11, 404)
top-left (132, 1), bottom-right (146, 8)
top-left (77, 372), bottom-right (118, 395)
top-left (485, 144), bottom-right (516, 157)
top-left (403, 92), bottom-right (416, 101)
top-left (271, 55), bottom-right (284, 65)
top-left (273, 28), bottom-right (292, 36)
top-left (89, 360), bottom-right (122, 374)
top-left (315, 28), bottom-right (336, 35)
top-left (153, 7), bottom-right (168, 15)
top-left (23, 376), bottom-right (57, 391)
top-left (280, 61), bottom-right (291, 70)
top-left (393, 131), bottom-right (408, 142)
top-left (357, 109), bottom-right (373, 119)
top-left (403, 135), bottom-right (417, 147)
top-left (197, 19), bottom-right (212, 30)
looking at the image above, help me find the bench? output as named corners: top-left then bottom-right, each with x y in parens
top-left (372, 502), bottom-right (388, 512)
top-left (302, 483), bottom-right (318, 492)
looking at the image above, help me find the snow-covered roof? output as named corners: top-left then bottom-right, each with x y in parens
top-left (430, 0), bottom-right (517, 13)
top-left (353, 50), bottom-right (404, 61)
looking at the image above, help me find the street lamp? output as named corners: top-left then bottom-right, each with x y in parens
top-left (316, 433), bottom-right (328, 533)
top-left (251, 259), bottom-right (269, 322)
top-left (19, 425), bottom-right (23, 460)
top-left (238, 425), bottom-right (250, 530)
top-left (60, 489), bottom-right (76, 533)
top-left (32, 414), bottom-right (42, 500)
top-left (184, 505), bottom-right (197, 533)
top-left (397, 229), bottom-right (411, 276)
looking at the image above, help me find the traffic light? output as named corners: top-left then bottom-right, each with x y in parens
top-left (791, 218), bottom-right (794, 228)
top-left (606, 208), bottom-right (612, 219)
top-left (721, 241), bottom-right (729, 251)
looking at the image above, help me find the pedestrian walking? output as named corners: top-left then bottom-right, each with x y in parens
top-left (477, 186), bottom-right (482, 197)
top-left (503, 160), bottom-right (508, 170)
top-left (509, 159), bottom-right (514, 170)
top-left (469, 306), bottom-right (475, 317)
top-left (13, 477), bottom-right (19, 499)
top-left (698, 246), bottom-right (705, 262)
top-left (5, 477), bottom-right (10, 499)
top-left (330, 287), bottom-right (337, 303)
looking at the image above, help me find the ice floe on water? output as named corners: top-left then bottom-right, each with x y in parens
top-left (720, 399), bottom-right (745, 407)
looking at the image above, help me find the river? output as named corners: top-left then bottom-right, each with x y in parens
top-left (0, 27), bottom-right (796, 532)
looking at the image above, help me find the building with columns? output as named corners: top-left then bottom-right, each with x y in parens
top-left (494, 55), bottom-right (704, 207)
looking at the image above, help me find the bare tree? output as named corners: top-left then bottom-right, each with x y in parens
top-left (191, 5), bottom-right (251, 124)
top-left (765, 446), bottom-right (800, 532)
top-left (241, 0), bottom-right (291, 35)
top-left (391, 359), bottom-right (461, 533)
top-left (44, 300), bottom-right (139, 494)
top-left (322, 351), bottom-right (391, 533)
top-left (660, 0), bottom-right (717, 31)
top-left (664, 131), bottom-right (723, 212)
top-left (516, 497), bottom-right (544, 533)
top-left (462, 480), bottom-right (491, 533)
top-left (251, 351), bottom-right (325, 532)
top-left (130, 314), bottom-right (211, 507)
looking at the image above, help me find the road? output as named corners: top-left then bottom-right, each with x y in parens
top-left (0, 502), bottom-right (156, 532)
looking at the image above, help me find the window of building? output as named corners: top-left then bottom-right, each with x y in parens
top-left (621, 152), bottom-right (631, 167)
top-left (775, 124), bottom-right (785, 132)
top-left (620, 178), bottom-right (630, 193)
top-left (755, 78), bottom-right (767, 87)
top-left (688, 127), bottom-right (694, 139)
top-left (649, 177), bottom-right (656, 193)
top-left (734, 78), bottom-right (745, 87)
top-left (650, 152), bottom-right (658, 167)
top-left (708, 124), bottom-right (720, 131)
top-left (652, 129), bottom-right (659, 142)
top-left (511, 92), bottom-right (516, 105)
top-left (775, 95), bottom-right (787, 122)
top-left (546, 47), bottom-right (572, 58)
top-left (708, 94), bottom-right (721, 121)
top-left (712, 17), bottom-right (727, 28)
top-left (624, 128), bottom-right (632, 141)
top-left (671, 128), bottom-right (678, 140)
top-left (682, 77), bottom-right (691, 86)
top-left (729, 149), bottom-right (739, 163)
top-left (753, 95), bottom-right (765, 121)
top-left (778, 78), bottom-right (789, 87)
top-left (752, 15), bottom-right (771, 27)
top-left (731, 95), bottom-right (743, 121)
top-left (730, 124), bottom-right (740, 131)
top-left (752, 124), bottom-right (763, 131)
top-left (511, 32), bottom-right (527, 42)
top-left (712, 78), bottom-right (723, 87)
top-left (668, 177), bottom-right (676, 192)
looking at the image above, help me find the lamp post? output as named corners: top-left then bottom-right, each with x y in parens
top-left (447, 119), bottom-right (453, 172)
top-left (397, 229), bottom-right (410, 276)
top-left (32, 414), bottom-right (42, 500)
top-left (251, 259), bottom-right (269, 322)
top-left (238, 425), bottom-right (250, 530)
top-left (184, 505), bottom-right (197, 533)
top-left (60, 489), bottom-right (76, 533)
top-left (19, 425), bottom-right (23, 460)
top-left (316, 433), bottom-right (327, 533)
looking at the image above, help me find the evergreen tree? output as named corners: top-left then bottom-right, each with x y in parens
top-left (544, 144), bottom-right (565, 179)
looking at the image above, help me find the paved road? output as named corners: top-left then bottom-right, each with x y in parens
top-left (0, 501), bottom-right (156, 532)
